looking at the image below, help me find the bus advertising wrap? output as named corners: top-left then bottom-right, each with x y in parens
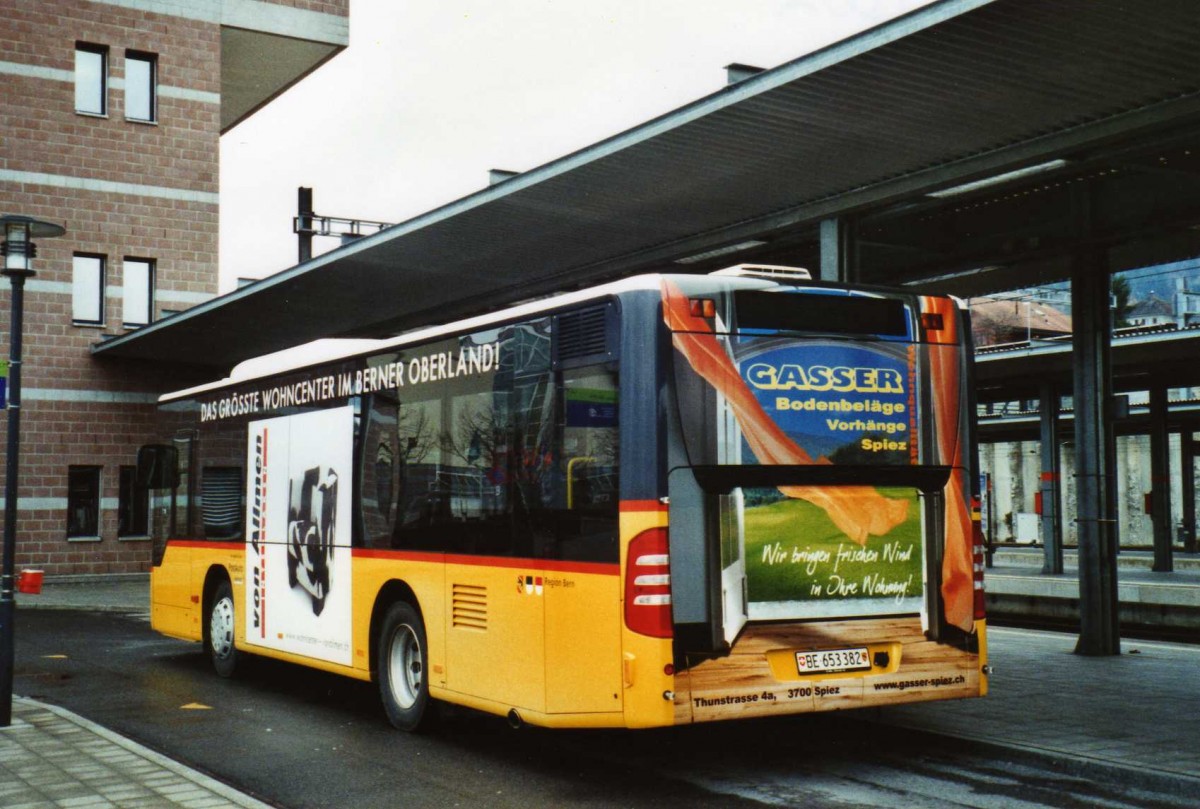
top-left (245, 406), bottom-right (354, 665)
top-left (662, 280), bottom-right (931, 622)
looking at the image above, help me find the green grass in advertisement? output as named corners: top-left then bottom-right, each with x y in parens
top-left (743, 487), bottom-right (922, 606)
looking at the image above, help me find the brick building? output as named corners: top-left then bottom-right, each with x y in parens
top-left (0, 0), bottom-right (348, 575)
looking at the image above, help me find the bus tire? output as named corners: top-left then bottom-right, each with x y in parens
top-left (206, 579), bottom-right (240, 678)
top-left (378, 601), bottom-right (436, 732)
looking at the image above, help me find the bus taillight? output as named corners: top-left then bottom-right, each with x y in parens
top-left (625, 528), bottom-right (672, 638)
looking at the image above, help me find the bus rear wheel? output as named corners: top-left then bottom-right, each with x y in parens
top-left (206, 579), bottom-right (240, 678)
top-left (378, 601), bottom-right (436, 732)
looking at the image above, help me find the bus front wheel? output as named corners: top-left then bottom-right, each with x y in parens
top-left (377, 601), bottom-right (436, 732)
top-left (206, 579), bottom-right (240, 678)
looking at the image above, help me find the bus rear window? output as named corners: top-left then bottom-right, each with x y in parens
top-left (734, 291), bottom-right (909, 337)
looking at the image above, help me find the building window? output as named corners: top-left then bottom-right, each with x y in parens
top-left (123, 257), bottom-right (154, 327)
top-left (75, 43), bottom-right (108, 115)
top-left (124, 50), bottom-right (156, 122)
top-left (118, 466), bottom-right (149, 537)
top-left (67, 466), bottom-right (102, 539)
top-left (73, 253), bottom-right (105, 325)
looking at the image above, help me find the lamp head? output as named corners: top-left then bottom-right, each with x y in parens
top-left (0, 215), bottom-right (66, 276)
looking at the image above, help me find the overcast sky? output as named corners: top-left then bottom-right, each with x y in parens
top-left (218, 0), bottom-right (933, 292)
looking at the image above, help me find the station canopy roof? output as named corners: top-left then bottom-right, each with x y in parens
top-left (93, 0), bottom-right (1200, 374)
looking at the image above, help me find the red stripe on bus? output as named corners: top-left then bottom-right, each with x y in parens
top-left (165, 542), bottom-right (617, 576)
top-left (447, 555), bottom-right (617, 575)
top-left (352, 549), bottom-right (444, 564)
top-left (533, 558), bottom-right (618, 575)
top-left (620, 500), bottom-right (666, 512)
top-left (260, 552), bottom-right (267, 639)
top-left (166, 540), bottom-right (244, 552)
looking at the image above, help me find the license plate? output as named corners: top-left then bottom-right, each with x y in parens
top-left (795, 647), bottom-right (871, 675)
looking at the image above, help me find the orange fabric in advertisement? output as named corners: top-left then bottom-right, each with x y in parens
top-left (922, 295), bottom-right (974, 632)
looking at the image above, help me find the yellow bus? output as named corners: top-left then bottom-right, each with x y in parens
top-left (145, 266), bottom-right (987, 731)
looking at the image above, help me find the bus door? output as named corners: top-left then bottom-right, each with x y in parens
top-left (716, 396), bottom-right (748, 646)
top-left (666, 331), bottom-right (749, 654)
top-left (141, 441), bottom-right (190, 634)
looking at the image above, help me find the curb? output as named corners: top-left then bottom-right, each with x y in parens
top-left (38, 573), bottom-right (150, 585)
top-left (15, 601), bottom-right (148, 613)
top-left (14, 696), bottom-right (277, 809)
top-left (858, 718), bottom-right (1200, 801)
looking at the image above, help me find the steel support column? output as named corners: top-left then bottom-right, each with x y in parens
top-left (1149, 386), bottom-right (1173, 572)
top-left (1039, 382), bottom-right (1063, 574)
top-left (819, 217), bottom-right (855, 282)
top-left (297, 186), bottom-right (314, 264)
top-left (0, 269), bottom-right (26, 726)
top-left (1071, 249), bottom-right (1120, 655)
top-left (1183, 430), bottom-right (1197, 554)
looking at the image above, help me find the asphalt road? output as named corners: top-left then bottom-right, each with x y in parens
top-left (13, 609), bottom-right (1193, 809)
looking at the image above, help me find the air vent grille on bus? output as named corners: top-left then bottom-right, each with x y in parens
top-left (202, 467), bottom-right (242, 539)
top-left (556, 305), bottom-right (609, 363)
top-left (710, 264), bottom-right (812, 281)
top-left (451, 583), bottom-right (488, 631)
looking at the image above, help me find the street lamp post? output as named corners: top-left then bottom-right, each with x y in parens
top-left (0, 214), bottom-right (65, 727)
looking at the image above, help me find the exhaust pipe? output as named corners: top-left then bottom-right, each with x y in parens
top-left (506, 709), bottom-right (523, 730)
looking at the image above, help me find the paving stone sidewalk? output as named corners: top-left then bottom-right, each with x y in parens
top-left (0, 697), bottom-right (273, 809)
top-left (876, 625), bottom-right (1200, 793)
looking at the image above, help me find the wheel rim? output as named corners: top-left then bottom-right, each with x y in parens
top-left (387, 624), bottom-right (423, 709)
top-left (210, 596), bottom-right (235, 660)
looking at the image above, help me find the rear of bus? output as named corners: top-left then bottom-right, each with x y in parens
top-left (633, 269), bottom-right (985, 725)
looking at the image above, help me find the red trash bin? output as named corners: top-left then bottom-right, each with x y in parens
top-left (17, 569), bottom-right (43, 594)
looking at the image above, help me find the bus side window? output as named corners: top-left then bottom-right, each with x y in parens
top-left (170, 430), bottom-right (196, 538)
top-left (359, 392), bottom-right (402, 548)
top-left (388, 322), bottom-right (558, 558)
top-left (376, 321), bottom-right (620, 563)
top-left (544, 366), bottom-right (619, 563)
top-left (393, 391), bottom-right (451, 547)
